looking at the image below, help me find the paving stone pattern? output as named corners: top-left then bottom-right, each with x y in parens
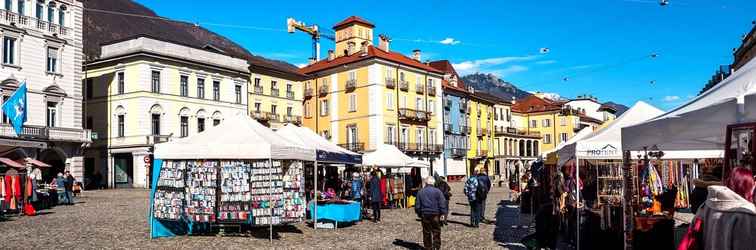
top-left (0, 182), bottom-right (533, 249)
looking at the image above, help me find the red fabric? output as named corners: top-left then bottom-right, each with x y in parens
top-left (23, 202), bottom-right (36, 216)
top-left (25, 177), bottom-right (32, 197)
top-left (678, 217), bottom-right (703, 250)
top-left (13, 175), bottom-right (21, 198)
top-left (3, 176), bottom-right (10, 203)
top-left (380, 176), bottom-right (387, 205)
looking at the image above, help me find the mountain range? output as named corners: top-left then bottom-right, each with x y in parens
top-left (460, 73), bottom-right (629, 115)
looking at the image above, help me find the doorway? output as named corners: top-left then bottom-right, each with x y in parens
top-left (113, 153), bottom-right (133, 188)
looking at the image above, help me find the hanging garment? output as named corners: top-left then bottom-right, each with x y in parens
top-left (3, 175), bottom-right (10, 204)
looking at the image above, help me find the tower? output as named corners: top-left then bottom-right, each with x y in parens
top-left (333, 16), bottom-right (374, 57)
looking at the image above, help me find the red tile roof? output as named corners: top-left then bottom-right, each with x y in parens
top-left (512, 95), bottom-right (564, 113)
top-left (333, 16), bottom-right (375, 30)
top-left (428, 60), bottom-right (468, 93)
top-left (299, 46), bottom-right (443, 75)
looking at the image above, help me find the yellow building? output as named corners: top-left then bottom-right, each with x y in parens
top-left (512, 94), bottom-right (582, 153)
top-left (248, 68), bottom-right (306, 129)
top-left (300, 16), bottom-right (444, 176)
top-left (466, 91), bottom-right (496, 176)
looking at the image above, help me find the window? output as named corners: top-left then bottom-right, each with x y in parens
top-left (58, 6), bottom-right (65, 26)
top-left (85, 79), bottom-right (93, 99)
top-left (400, 95), bottom-right (407, 109)
top-left (270, 81), bottom-right (277, 96)
top-left (235, 84), bottom-right (242, 104)
top-left (213, 119), bottom-right (221, 126)
top-left (560, 117), bottom-right (567, 126)
top-left (428, 100), bottom-right (434, 113)
top-left (197, 118), bottom-right (205, 133)
top-left (117, 115), bottom-right (124, 137)
top-left (253, 78), bottom-right (261, 93)
top-left (180, 116), bottom-right (188, 137)
top-left (429, 129), bottom-right (436, 145)
top-left (4, 0), bottom-right (10, 11)
top-left (115, 72), bottom-right (124, 95)
top-left (346, 125), bottom-right (358, 144)
top-left (17, 0), bottom-right (23, 15)
top-left (348, 71), bottom-right (356, 81)
top-left (1, 96), bottom-right (7, 123)
top-left (416, 97), bottom-right (423, 111)
top-left (151, 114), bottom-right (160, 136)
top-left (197, 78), bottom-right (205, 99)
top-left (385, 125), bottom-right (395, 144)
top-left (530, 120), bottom-right (537, 128)
top-left (212, 81), bottom-right (220, 100)
top-left (179, 75), bottom-right (188, 97)
top-left (506, 109), bottom-right (511, 122)
top-left (286, 106), bottom-right (293, 116)
top-left (542, 119), bottom-right (551, 127)
top-left (286, 83), bottom-right (293, 98)
top-left (86, 116), bottom-right (93, 130)
top-left (304, 101), bottom-right (311, 117)
top-left (35, 2), bottom-right (42, 19)
top-left (560, 133), bottom-right (568, 143)
top-left (271, 104), bottom-right (277, 115)
top-left (46, 102), bottom-right (57, 127)
top-left (386, 93), bottom-right (394, 110)
top-left (151, 71), bottom-right (160, 93)
top-left (399, 72), bottom-right (405, 81)
top-left (417, 127), bottom-right (425, 147)
top-left (254, 102), bottom-right (261, 112)
top-left (544, 134), bottom-right (552, 144)
top-left (47, 4), bottom-right (55, 23)
top-left (348, 94), bottom-right (356, 112)
top-left (320, 99), bottom-right (328, 116)
top-left (3, 37), bottom-right (16, 65)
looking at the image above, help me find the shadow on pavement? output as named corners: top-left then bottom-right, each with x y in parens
top-left (493, 200), bottom-right (528, 250)
top-left (446, 219), bottom-right (472, 227)
top-left (392, 239), bottom-right (423, 250)
top-left (455, 202), bottom-right (469, 207)
top-left (451, 212), bottom-right (470, 217)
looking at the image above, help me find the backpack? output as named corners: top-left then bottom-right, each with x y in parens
top-left (464, 177), bottom-right (478, 201)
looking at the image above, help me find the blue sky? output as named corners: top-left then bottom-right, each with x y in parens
top-left (135, 0), bottom-right (756, 109)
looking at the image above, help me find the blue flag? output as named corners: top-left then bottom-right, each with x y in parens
top-left (2, 82), bottom-right (27, 136)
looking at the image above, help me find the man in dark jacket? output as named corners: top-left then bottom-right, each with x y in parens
top-left (369, 170), bottom-right (382, 222)
top-left (477, 171), bottom-right (492, 222)
top-left (434, 174), bottom-right (451, 225)
top-left (64, 171), bottom-right (75, 205)
top-left (415, 177), bottom-right (447, 250)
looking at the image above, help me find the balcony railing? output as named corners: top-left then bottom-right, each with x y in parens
top-left (503, 127), bottom-right (542, 137)
top-left (283, 115), bottom-right (302, 124)
top-left (450, 148), bottom-right (467, 158)
top-left (254, 86), bottom-right (263, 94)
top-left (399, 80), bottom-right (409, 91)
top-left (0, 124), bottom-right (92, 143)
top-left (416, 83), bottom-right (424, 94)
top-left (251, 111), bottom-right (269, 121)
top-left (428, 85), bottom-right (436, 96)
top-left (304, 88), bottom-right (314, 98)
top-left (385, 78), bottom-right (396, 88)
top-left (443, 123), bottom-right (452, 133)
top-left (286, 91), bottom-right (295, 99)
top-left (0, 10), bottom-right (71, 39)
top-left (270, 88), bottom-right (280, 97)
top-left (319, 85), bottom-right (329, 96)
top-left (392, 142), bottom-right (443, 154)
top-left (338, 142), bottom-right (365, 152)
top-left (460, 125), bottom-right (471, 134)
top-left (398, 108), bottom-right (430, 122)
top-left (100, 134), bottom-right (170, 148)
top-left (267, 113), bottom-right (281, 122)
top-left (345, 79), bottom-right (356, 91)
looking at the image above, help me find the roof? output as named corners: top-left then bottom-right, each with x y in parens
top-left (473, 91), bottom-right (509, 105)
top-left (598, 103), bottom-right (618, 112)
top-left (428, 60), bottom-right (468, 94)
top-left (512, 95), bottom-right (564, 113)
top-left (299, 46), bottom-right (443, 75)
top-left (579, 115), bottom-right (603, 124)
top-left (84, 0), bottom-right (304, 79)
top-left (333, 16), bottom-right (375, 30)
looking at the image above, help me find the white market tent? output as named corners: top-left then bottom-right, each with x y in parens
top-left (558, 101), bottom-right (665, 166)
top-left (362, 144), bottom-right (429, 168)
top-left (622, 58), bottom-right (756, 152)
top-left (275, 124), bottom-right (362, 165)
top-left (154, 114), bottom-right (314, 161)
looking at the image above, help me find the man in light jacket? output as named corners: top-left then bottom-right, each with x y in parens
top-left (415, 177), bottom-right (447, 250)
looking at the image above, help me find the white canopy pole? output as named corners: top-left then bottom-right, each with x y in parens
top-left (576, 156), bottom-right (580, 250)
top-left (313, 159), bottom-right (318, 230)
top-left (269, 157), bottom-right (273, 242)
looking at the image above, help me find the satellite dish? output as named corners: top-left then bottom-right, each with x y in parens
top-left (539, 48), bottom-right (550, 54)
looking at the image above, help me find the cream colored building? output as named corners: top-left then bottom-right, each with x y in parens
top-left (84, 36), bottom-right (249, 188)
top-left (248, 70), bottom-right (304, 129)
top-left (0, 0), bottom-right (91, 183)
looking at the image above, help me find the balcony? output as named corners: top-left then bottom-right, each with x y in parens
top-left (450, 148), bottom-right (467, 158)
top-left (503, 127), bottom-right (542, 138)
top-left (399, 80), bottom-right (409, 91)
top-left (481, 127), bottom-right (490, 136)
top-left (267, 113), bottom-right (281, 123)
top-left (385, 78), bottom-right (396, 88)
top-left (286, 91), bottom-right (295, 99)
top-left (460, 125), bottom-right (471, 134)
top-left (270, 88), bottom-right (280, 97)
top-left (283, 115), bottom-right (302, 125)
top-left (443, 123), bottom-right (452, 133)
top-left (319, 85), bottom-right (329, 96)
top-left (494, 127), bottom-right (507, 135)
top-left (416, 83), bottom-right (424, 94)
top-left (254, 86), bottom-right (263, 94)
top-left (0, 10), bottom-right (72, 39)
top-left (398, 108), bottom-right (430, 122)
top-left (345, 79), bottom-right (356, 91)
top-left (251, 111), bottom-right (269, 121)
top-left (477, 127), bottom-right (483, 136)
top-left (304, 88), bottom-right (314, 98)
top-left (427, 144), bottom-right (443, 153)
top-left (101, 134), bottom-right (171, 148)
top-left (0, 124), bottom-right (92, 143)
top-left (459, 102), bottom-right (467, 112)
top-left (428, 85), bottom-right (436, 96)
top-left (338, 142), bottom-right (365, 152)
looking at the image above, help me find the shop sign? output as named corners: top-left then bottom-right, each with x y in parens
top-left (585, 144), bottom-right (618, 157)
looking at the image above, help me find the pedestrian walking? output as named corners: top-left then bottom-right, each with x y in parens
top-left (351, 172), bottom-right (363, 202)
top-left (464, 170), bottom-right (480, 227)
top-left (64, 171), bottom-right (75, 205)
top-left (415, 177), bottom-right (447, 250)
top-left (434, 174), bottom-right (451, 225)
top-left (54, 173), bottom-right (66, 204)
top-left (477, 170), bottom-right (492, 223)
top-left (369, 170), bottom-right (382, 222)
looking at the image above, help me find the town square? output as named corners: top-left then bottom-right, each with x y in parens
top-left (1, 0), bottom-right (755, 249)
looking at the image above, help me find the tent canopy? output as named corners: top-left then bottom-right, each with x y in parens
top-left (362, 144), bottom-right (429, 168)
top-left (544, 127), bottom-right (593, 157)
top-left (558, 101), bottom-right (664, 166)
top-left (276, 124), bottom-right (362, 165)
top-left (622, 58), bottom-right (756, 151)
top-left (154, 115), bottom-right (314, 161)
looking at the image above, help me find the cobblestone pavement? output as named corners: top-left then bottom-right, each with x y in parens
top-left (0, 182), bottom-right (533, 249)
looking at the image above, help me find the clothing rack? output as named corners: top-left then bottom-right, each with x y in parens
top-left (1, 172), bottom-right (28, 217)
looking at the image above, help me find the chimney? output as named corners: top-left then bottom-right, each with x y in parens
top-left (308, 57), bottom-right (316, 65)
top-left (378, 34), bottom-right (391, 52)
top-left (327, 50), bottom-right (335, 61)
top-left (412, 49), bottom-right (421, 61)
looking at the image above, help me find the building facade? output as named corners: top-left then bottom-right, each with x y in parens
top-left (466, 91), bottom-right (495, 177)
top-left (248, 68), bottom-right (304, 129)
top-left (564, 95), bottom-right (616, 126)
top-left (84, 36), bottom-right (249, 188)
top-left (0, 0), bottom-right (91, 183)
top-left (430, 60), bottom-right (469, 181)
top-left (301, 16), bottom-right (444, 177)
top-left (512, 94), bottom-right (582, 153)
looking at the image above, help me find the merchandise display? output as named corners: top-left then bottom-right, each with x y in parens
top-left (596, 162), bottom-right (623, 205)
top-left (186, 161), bottom-right (217, 223)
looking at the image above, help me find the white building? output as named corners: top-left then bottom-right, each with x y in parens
top-left (564, 95), bottom-right (617, 124)
top-left (0, 0), bottom-right (91, 183)
top-left (84, 36), bottom-right (249, 188)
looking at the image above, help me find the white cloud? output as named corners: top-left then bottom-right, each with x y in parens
top-left (535, 60), bottom-right (557, 65)
top-left (295, 63), bottom-right (308, 68)
top-left (439, 38), bottom-right (461, 45)
top-left (490, 65), bottom-right (528, 77)
top-left (452, 55), bottom-right (539, 75)
top-left (663, 95), bottom-right (681, 102)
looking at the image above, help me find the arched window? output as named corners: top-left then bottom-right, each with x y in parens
top-left (196, 109), bottom-right (207, 133)
top-left (518, 140), bottom-right (525, 157)
top-left (115, 105), bottom-right (126, 137)
top-left (150, 104), bottom-right (163, 136)
top-left (58, 4), bottom-right (66, 26)
top-left (212, 111), bottom-right (222, 126)
top-left (47, 2), bottom-right (55, 24)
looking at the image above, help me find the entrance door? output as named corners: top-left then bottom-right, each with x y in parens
top-left (113, 153), bottom-right (133, 188)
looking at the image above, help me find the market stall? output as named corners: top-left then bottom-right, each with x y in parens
top-left (275, 124), bottom-right (363, 226)
top-left (149, 115), bottom-right (314, 239)
top-left (362, 144), bottom-right (429, 208)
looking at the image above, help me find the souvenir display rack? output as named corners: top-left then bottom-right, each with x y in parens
top-left (153, 161), bottom-right (186, 221)
top-left (595, 160), bottom-right (624, 206)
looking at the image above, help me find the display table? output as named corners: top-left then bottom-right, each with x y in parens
top-left (310, 200), bottom-right (361, 223)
